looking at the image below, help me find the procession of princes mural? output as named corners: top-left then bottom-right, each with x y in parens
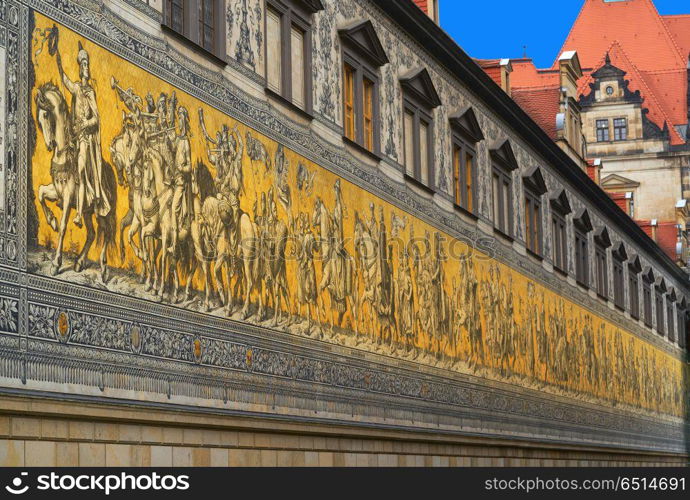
top-left (28, 21), bottom-right (687, 418)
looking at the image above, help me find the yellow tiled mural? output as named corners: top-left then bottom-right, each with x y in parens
top-left (29, 13), bottom-right (687, 419)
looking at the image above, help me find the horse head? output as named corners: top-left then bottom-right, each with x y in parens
top-left (109, 123), bottom-right (143, 188)
top-left (35, 83), bottom-right (67, 153)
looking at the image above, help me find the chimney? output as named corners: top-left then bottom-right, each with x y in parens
top-left (474, 59), bottom-right (512, 95)
top-left (412, 0), bottom-right (440, 24)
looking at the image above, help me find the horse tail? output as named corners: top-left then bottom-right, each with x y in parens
top-left (98, 159), bottom-right (118, 260)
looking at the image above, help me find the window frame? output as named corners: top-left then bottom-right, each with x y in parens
top-left (489, 141), bottom-right (519, 239)
top-left (642, 269), bottom-right (654, 328)
top-left (338, 21), bottom-right (387, 157)
top-left (666, 290), bottom-right (676, 343)
top-left (611, 243), bottom-right (627, 310)
top-left (593, 228), bottom-right (611, 300)
top-left (573, 210), bottom-right (592, 288)
top-left (628, 257), bottom-right (642, 320)
top-left (402, 98), bottom-right (435, 189)
top-left (613, 117), bottom-right (628, 141)
top-left (163, 0), bottom-right (227, 62)
top-left (491, 162), bottom-right (513, 237)
top-left (596, 119), bottom-right (610, 142)
top-left (550, 190), bottom-right (571, 274)
top-left (522, 167), bottom-right (547, 257)
top-left (451, 131), bottom-right (477, 215)
top-left (678, 298), bottom-right (687, 349)
top-left (449, 107), bottom-right (483, 217)
top-left (655, 280), bottom-right (666, 336)
top-left (400, 69), bottom-right (441, 191)
top-left (264, 0), bottom-right (319, 115)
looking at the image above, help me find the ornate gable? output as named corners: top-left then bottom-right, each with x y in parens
top-left (338, 20), bottom-right (389, 67)
top-left (489, 139), bottom-right (519, 171)
top-left (550, 189), bottom-right (572, 214)
top-left (574, 208), bottom-right (593, 232)
top-left (601, 173), bottom-right (640, 190)
top-left (522, 166), bottom-right (547, 195)
top-left (400, 68), bottom-right (441, 108)
top-left (449, 106), bottom-right (484, 143)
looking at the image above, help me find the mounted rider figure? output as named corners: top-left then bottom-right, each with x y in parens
top-left (56, 40), bottom-right (110, 227)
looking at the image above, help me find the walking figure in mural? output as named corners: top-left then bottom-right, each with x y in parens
top-left (34, 26), bottom-right (117, 281)
top-left (262, 188), bottom-right (291, 326)
top-left (395, 246), bottom-right (415, 355)
top-left (461, 257), bottom-right (483, 370)
top-left (294, 211), bottom-right (322, 335)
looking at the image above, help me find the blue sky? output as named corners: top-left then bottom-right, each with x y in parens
top-left (440, 0), bottom-right (689, 68)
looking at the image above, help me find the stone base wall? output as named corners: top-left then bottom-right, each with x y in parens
top-left (0, 394), bottom-right (685, 467)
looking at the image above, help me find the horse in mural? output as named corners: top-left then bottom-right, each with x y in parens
top-left (189, 193), bottom-right (235, 313)
top-left (34, 82), bottom-right (117, 281)
top-left (110, 120), bottom-right (166, 291)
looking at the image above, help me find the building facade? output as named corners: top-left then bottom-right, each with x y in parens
top-left (505, 0), bottom-right (690, 267)
top-left (0, 0), bottom-right (688, 466)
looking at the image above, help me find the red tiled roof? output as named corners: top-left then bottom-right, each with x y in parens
top-left (505, 0), bottom-right (688, 146)
top-left (663, 15), bottom-right (690, 60)
top-left (585, 160), bottom-right (599, 183)
top-left (554, 0), bottom-right (686, 72)
top-left (510, 86), bottom-right (560, 140)
top-left (607, 192), bottom-right (628, 212)
top-left (510, 59), bottom-right (559, 89)
top-left (474, 59), bottom-right (504, 88)
top-left (656, 223), bottom-right (680, 261)
top-left (635, 220), bottom-right (680, 261)
top-left (412, 0), bottom-right (429, 15)
top-left (636, 220), bottom-right (656, 240)
top-left (577, 42), bottom-right (686, 144)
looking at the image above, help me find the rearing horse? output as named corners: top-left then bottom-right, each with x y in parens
top-left (35, 82), bottom-right (117, 280)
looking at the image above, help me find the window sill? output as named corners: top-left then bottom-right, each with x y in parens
top-left (453, 203), bottom-right (478, 221)
top-left (342, 136), bottom-right (382, 163)
top-left (596, 293), bottom-right (609, 301)
top-left (265, 87), bottom-right (314, 121)
top-left (404, 174), bottom-right (435, 195)
top-left (526, 248), bottom-right (544, 262)
top-left (161, 24), bottom-right (227, 68)
top-left (553, 266), bottom-right (568, 278)
top-left (614, 304), bottom-right (625, 313)
top-left (576, 280), bottom-right (589, 290)
top-left (630, 314), bottom-right (640, 322)
top-left (493, 228), bottom-right (514, 243)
